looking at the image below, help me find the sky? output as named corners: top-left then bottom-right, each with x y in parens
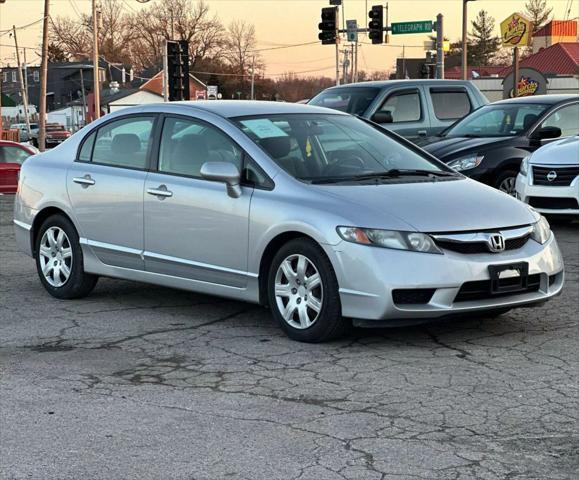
top-left (0, 0), bottom-right (576, 78)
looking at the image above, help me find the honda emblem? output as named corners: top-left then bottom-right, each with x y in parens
top-left (488, 234), bottom-right (506, 253)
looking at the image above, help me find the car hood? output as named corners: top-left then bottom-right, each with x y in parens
top-left (530, 136), bottom-right (579, 165)
top-left (422, 136), bottom-right (515, 160)
top-left (314, 178), bottom-right (538, 232)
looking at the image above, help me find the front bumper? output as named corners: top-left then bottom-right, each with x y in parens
top-left (327, 232), bottom-right (564, 322)
top-left (516, 173), bottom-right (579, 216)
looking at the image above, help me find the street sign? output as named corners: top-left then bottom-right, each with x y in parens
top-left (346, 20), bottom-right (358, 42)
top-left (391, 21), bottom-right (433, 35)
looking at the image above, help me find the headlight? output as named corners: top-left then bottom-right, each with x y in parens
top-left (530, 216), bottom-right (551, 244)
top-left (448, 154), bottom-right (484, 172)
top-left (337, 227), bottom-right (442, 254)
top-left (520, 155), bottom-right (530, 176)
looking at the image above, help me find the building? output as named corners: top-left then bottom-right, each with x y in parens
top-left (498, 42), bottom-right (579, 77)
top-left (532, 20), bottom-right (579, 54)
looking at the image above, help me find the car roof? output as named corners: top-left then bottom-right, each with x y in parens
top-left (321, 79), bottom-right (474, 90)
top-left (490, 94), bottom-right (579, 105)
top-left (0, 140), bottom-right (33, 150)
top-left (166, 100), bottom-right (348, 119)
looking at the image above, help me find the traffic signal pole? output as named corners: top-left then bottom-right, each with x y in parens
top-left (436, 14), bottom-right (444, 79)
top-left (335, 6), bottom-right (340, 85)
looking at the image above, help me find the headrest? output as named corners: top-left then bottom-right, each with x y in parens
top-left (111, 133), bottom-right (140, 155)
top-left (523, 114), bottom-right (538, 130)
top-left (176, 134), bottom-right (208, 157)
top-left (259, 136), bottom-right (291, 159)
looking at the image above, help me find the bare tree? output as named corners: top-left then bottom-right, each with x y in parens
top-left (129, 0), bottom-right (226, 72)
top-left (525, 0), bottom-right (553, 34)
top-left (225, 20), bottom-right (263, 75)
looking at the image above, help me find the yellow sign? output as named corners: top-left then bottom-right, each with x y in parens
top-left (443, 40), bottom-right (450, 52)
top-left (500, 13), bottom-right (533, 48)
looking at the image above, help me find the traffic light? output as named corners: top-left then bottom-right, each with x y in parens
top-left (368, 5), bottom-right (384, 44)
top-left (318, 7), bottom-right (338, 45)
top-left (167, 40), bottom-right (190, 101)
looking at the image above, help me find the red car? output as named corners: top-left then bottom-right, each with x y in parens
top-left (0, 141), bottom-right (35, 194)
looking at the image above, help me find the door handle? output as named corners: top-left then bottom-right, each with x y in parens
top-left (73, 175), bottom-right (95, 187)
top-left (147, 185), bottom-right (173, 199)
top-left (417, 130), bottom-right (428, 137)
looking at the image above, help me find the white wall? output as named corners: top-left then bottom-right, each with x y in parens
top-left (473, 76), bottom-right (579, 102)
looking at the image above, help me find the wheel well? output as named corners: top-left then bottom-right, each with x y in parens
top-left (30, 207), bottom-right (73, 257)
top-left (258, 232), bottom-right (316, 306)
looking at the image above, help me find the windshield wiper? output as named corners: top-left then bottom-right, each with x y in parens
top-left (309, 169), bottom-right (457, 184)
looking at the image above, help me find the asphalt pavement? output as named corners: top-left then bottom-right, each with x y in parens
top-left (1, 194), bottom-right (577, 480)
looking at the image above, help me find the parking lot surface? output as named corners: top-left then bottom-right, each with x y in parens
top-left (1, 194), bottom-right (578, 480)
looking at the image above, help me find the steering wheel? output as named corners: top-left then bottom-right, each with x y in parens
top-left (324, 155), bottom-right (366, 176)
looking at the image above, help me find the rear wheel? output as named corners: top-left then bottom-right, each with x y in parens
top-left (494, 169), bottom-right (518, 196)
top-left (267, 238), bottom-right (347, 342)
top-left (35, 215), bottom-right (98, 299)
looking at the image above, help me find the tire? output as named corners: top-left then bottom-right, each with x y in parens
top-left (494, 169), bottom-right (518, 196)
top-left (267, 238), bottom-right (347, 342)
top-left (35, 214), bottom-right (98, 299)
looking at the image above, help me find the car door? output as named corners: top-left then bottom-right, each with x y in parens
top-left (66, 114), bottom-right (157, 269)
top-left (426, 87), bottom-right (474, 136)
top-left (371, 87), bottom-right (430, 141)
top-left (0, 145), bottom-right (30, 193)
top-left (143, 115), bottom-right (252, 288)
top-left (532, 102), bottom-right (579, 144)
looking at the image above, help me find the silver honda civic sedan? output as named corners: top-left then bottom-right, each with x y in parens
top-left (14, 101), bottom-right (564, 342)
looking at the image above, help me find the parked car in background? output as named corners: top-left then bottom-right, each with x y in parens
top-left (308, 80), bottom-right (488, 142)
top-left (420, 95), bottom-right (579, 195)
top-left (0, 141), bottom-right (35, 193)
top-left (31, 123), bottom-right (71, 148)
top-left (10, 122), bottom-right (39, 143)
top-left (516, 136), bottom-right (579, 220)
top-left (14, 101), bottom-right (564, 343)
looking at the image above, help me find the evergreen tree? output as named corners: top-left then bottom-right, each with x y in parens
top-left (468, 10), bottom-right (501, 66)
top-left (525, 0), bottom-right (553, 35)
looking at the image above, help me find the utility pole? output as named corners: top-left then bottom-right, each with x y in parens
top-left (513, 47), bottom-right (519, 98)
top-left (461, 0), bottom-right (475, 80)
top-left (162, 39), bottom-right (168, 101)
top-left (335, 4), bottom-right (340, 86)
top-left (435, 14), bottom-right (444, 79)
top-left (13, 26), bottom-right (31, 139)
top-left (38, 0), bottom-right (50, 151)
top-left (79, 68), bottom-right (87, 127)
top-left (250, 56), bottom-right (255, 100)
top-left (92, 0), bottom-right (101, 119)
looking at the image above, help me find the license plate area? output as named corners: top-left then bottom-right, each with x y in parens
top-left (488, 262), bottom-right (529, 294)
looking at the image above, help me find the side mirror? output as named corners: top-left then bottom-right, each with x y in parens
top-left (371, 111), bottom-right (393, 124)
top-left (201, 162), bottom-right (242, 198)
top-left (530, 126), bottom-right (561, 141)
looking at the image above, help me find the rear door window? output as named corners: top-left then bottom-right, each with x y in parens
top-left (430, 89), bottom-right (472, 120)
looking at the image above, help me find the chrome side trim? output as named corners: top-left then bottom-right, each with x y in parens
top-left (143, 250), bottom-right (259, 278)
top-left (13, 219), bottom-right (32, 231)
top-left (79, 237), bottom-right (142, 256)
top-left (431, 225), bottom-right (533, 244)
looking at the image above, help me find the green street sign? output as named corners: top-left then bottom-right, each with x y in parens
top-left (391, 21), bottom-right (433, 35)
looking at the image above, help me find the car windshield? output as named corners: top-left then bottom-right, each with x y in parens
top-left (444, 103), bottom-right (550, 138)
top-left (308, 87), bottom-right (380, 115)
top-left (234, 114), bottom-right (453, 183)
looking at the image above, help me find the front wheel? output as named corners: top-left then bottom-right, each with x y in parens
top-left (35, 215), bottom-right (98, 299)
top-left (494, 169), bottom-right (519, 196)
top-left (267, 238), bottom-right (347, 343)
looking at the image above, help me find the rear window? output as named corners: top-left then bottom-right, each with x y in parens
top-left (430, 90), bottom-right (472, 120)
top-left (309, 87), bottom-right (380, 115)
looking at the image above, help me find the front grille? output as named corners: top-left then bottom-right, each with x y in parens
top-left (435, 234), bottom-right (530, 254)
top-left (392, 288), bottom-right (436, 305)
top-left (528, 197), bottom-right (579, 210)
top-left (455, 274), bottom-right (542, 302)
top-left (533, 166), bottom-right (579, 186)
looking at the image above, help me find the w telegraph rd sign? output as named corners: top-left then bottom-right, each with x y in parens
top-left (391, 21), bottom-right (433, 35)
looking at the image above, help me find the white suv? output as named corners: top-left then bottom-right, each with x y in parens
top-left (516, 136), bottom-right (579, 218)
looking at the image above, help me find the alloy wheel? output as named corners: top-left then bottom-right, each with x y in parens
top-left (498, 176), bottom-right (516, 196)
top-left (38, 226), bottom-right (73, 287)
top-left (274, 254), bottom-right (323, 329)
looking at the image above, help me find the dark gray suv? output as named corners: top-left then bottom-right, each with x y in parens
top-left (309, 79), bottom-right (488, 142)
